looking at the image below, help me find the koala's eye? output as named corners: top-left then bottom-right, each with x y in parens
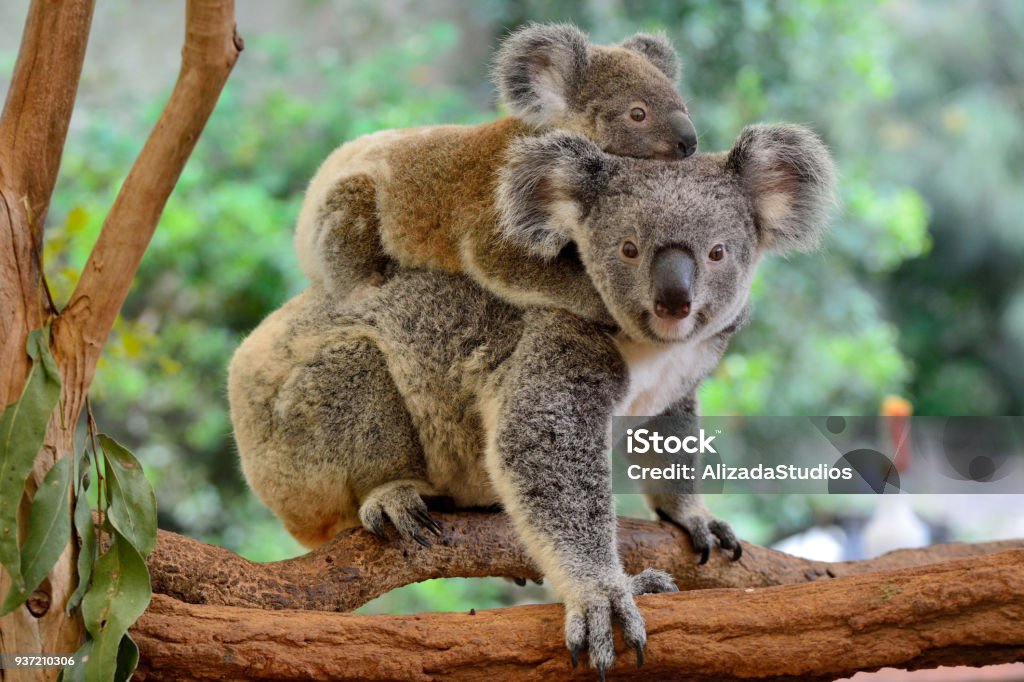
top-left (709, 244), bottom-right (726, 262)
top-left (629, 107), bottom-right (647, 122)
top-left (621, 240), bottom-right (640, 261)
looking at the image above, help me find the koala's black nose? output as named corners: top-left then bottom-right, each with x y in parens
top-left (669, 111), bottom-right (698, 158)
top-left (652, 247), bottom-right (695, 319)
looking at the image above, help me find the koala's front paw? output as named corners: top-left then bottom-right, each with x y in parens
top-left (358, 481), bottom-right (441, 547)
top-left (563, 569), bottom-right (677, 678)
top-left (657, 507), bottom-right (742, 564)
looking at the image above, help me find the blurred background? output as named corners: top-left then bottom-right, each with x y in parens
top-left (2, 0), bottom-right (1022, 616)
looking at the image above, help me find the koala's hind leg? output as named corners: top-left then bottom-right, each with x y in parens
top-left (273, 335), bottom-right (435, 547)
top-left (313, 174), bottom-right (391, 295)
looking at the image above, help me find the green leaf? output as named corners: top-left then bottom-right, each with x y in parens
top-left (0, 454), bottom-right (71, 615)
top-left (60, 636), bottom-right (92, 682)
top-left (82, 531), bottom-right (151, 682)
top-left (114, 633), bottom-right (140, 682)
top-left (0, 328), bottom-right (62, 601)
top-left (67, 465), bottom-right (97, 614)
top-left (99, 435), bottom-right (157, 557)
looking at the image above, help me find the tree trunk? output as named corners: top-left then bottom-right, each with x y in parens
top-left (0, 3), bottom-right (97, 675)
top-left (0, 2), bottom-right (240, 678)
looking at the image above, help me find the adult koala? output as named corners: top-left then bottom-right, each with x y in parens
top-left (228, 124), bottom-right (836, 674)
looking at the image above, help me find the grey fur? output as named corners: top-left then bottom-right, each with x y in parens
top-left (620, 32), bottom-right (680, 83)
top-left (727, 123), bottom-right (839, 251)
top-left (495, 132), bottom-right (614, 259)
top-left (230, 123), bottom-right (836, 671)
top-left (496, 125), bottom-right (836, 342)
top-left (492, 22), bottom-right (590, 127)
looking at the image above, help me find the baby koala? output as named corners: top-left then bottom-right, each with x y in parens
top-left (230, 123), bottom-right (837, 674)
top-left (294, 23), bottom-right (697, 323)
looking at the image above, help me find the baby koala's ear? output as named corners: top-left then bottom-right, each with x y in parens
top-left (497, 132), bottom-right (618, 259)
top-left (493, 23), bottom-right (589, 127)
top-left (620, 32), bottom-right (680, 83)
top-left (727, 124), bottom-right (839, 252)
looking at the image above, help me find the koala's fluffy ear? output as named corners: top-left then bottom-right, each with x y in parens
top-left (496, 132), bottom-right (617, 259)
top-left (727, 124), bottom-right (838, 252)
top-left (620, 32), bottom-right (680, 83)
top-left (493, 23), bottom-right (589, 127)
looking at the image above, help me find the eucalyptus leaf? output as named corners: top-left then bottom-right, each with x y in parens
top-left (0, 328), bottom-right (62, 601)
top-left (114, 633), bottom-right (140, 682)
top-left (67, 468), bottom-right (97, 614)
top-left (61, 637), bottom-right (92, 682)
top-left (0, 454), bottom-right (71, 615)
top-left (82, 531), bottom-right (151, 682)
top-left (99, 434), bottom-right (157, 557)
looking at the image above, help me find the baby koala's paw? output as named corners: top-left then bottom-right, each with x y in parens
top-left (563, 569), bottom-right (671, 679)
top-left (358, 481), bottom-right (441, 548)
top-left (657, 506), bottom-right (743, 564)
top-left (628, 567), bottom-right (678, 596)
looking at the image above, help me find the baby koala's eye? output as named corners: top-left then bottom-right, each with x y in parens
top-left (709, 244), bottom-right (726, 262)
top-left (629, 107), bottom-right (647, 122)
top-left (620, 240), bottom-right (640, 262)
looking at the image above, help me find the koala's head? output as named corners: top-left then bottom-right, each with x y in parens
top-left (493, 23), bottom-right (698, 160)
top-left (497, 124), bottom-right (838, 343)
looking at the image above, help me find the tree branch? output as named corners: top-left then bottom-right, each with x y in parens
top-left (146, 512), bottom-right (1024, 612)
top-left (0, 0), bottom-right (95, 234)
top-left (132, 550), bottom-right (1024, 681)
top-left (57, 0), bottom-right (243, 396)
top-left (0, 0), bottom-right (95, 406)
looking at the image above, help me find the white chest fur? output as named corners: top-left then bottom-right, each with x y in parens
top-left (613, 335), bottom-right (720, 417)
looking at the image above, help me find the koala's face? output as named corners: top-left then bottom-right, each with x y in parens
top-left (580, 163), bottom-right (759, 342)
top-left (572, 47), bottom-right (695, 161)
top-left (494, 24), bottom-right (698, 161)
top-left (498, 125), bottom-right (838, 343)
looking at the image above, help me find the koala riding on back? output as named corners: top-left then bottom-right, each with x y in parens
top-left (294, 23), bottom-right (697, 322)
top-left (230, 123), bottom-right (837, 676)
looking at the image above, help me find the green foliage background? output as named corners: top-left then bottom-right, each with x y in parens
top-left (4, 0), bottom-right (1022, 614)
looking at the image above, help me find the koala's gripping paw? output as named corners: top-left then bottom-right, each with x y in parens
top-left (564, 570), bottom-right (677, 678)
top-left (657, 508), bottom-right (743, 564)
top-left (358, 481), bottom-right (441, 547)
top-left (628, 567), bottom-right (678, 596)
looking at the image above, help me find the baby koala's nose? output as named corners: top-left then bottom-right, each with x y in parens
top-left (652, 247), bottom-right (695, 319)
top-left (669, 110), bottom-right (698, 158)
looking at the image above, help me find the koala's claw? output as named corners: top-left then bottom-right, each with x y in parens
top-left (709, 518), bottom-right (743, 562)
top-left (369, 518), bottom-right (387, 540)
top-left (658, 508), bottom-right (742, 563)
top-left (411, 507), bottom-right (443, 536)
top-left (358, 482), bottom-right (438, 546)
top-left (564, 572), bottom-right (654, 675)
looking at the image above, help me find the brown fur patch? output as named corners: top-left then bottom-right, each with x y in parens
top-left (322, 173), bottom-right (380, 237)
top-left (378, 117), bottom-right (534, 272)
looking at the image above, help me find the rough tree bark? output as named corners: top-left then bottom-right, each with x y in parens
top-left (0, 1), bottom-right (240, 678)
top-left (144, 512), bottom-right (1024, 612)
top-left (131, 550), bottom-right (1024, 681)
